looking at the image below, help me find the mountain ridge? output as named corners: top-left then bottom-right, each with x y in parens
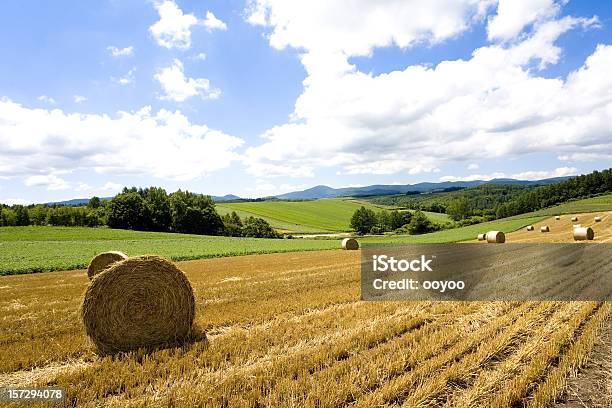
top-left (44, 176), bottom-right (572, 205)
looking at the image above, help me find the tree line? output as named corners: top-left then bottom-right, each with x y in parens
top-left (0, 187), bottom-right (281, 238)
top-left (495, 168), bottom-right (612, 218)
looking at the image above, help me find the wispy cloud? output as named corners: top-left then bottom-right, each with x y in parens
top-left (107, 45), bottom-right (134, 57)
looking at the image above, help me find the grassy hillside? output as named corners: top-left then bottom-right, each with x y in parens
top-left (217, 198), bottom-right (449, 233)
top-left (216, 198), bottom-right (388, 232)
top-left (214, 206), bottom-right (324, 233)
top-left (526, 193), bottom-right (612, 216)
top-left (0, 226), bottom-right (338, 276)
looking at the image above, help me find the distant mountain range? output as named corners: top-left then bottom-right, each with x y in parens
top-left (274, 177), bottom-right (571, 199)
top-left (45, 177), bottom-right (571, 205)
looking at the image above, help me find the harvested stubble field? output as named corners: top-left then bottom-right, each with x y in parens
top-left (1, 248), bottom-right (611, 407)
top-left (503, 211), bottom-right (612, 243)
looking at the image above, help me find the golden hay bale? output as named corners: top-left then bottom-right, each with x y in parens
top-left (540, 225), bottom-right (550, 232)
top-left (341, 238), bottom-right (359, 250)
top-left (573, 227), bottom-right (594, 241)
top-left (82, 256), bottom-right (195, 355)
top-left (555, 216), bottom-right (560, 220)
top-left (594, 216), bottom-right (602, 222)
top-left (87, 251), bottom-right (128, 280)
top-left (477, 233), bottom-right (486, 241)
top-left (486, 231), bottom-right (505, 243)
top-left (571, 216), bottom-right (578, 222)
top-left (526, 225), bottom-right (534, 231)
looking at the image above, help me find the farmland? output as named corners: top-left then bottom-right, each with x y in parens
top-left (216, 198), bottom-right (450, 233)
top-left (0, 203), bottom-right (611, 405)
top-left (0, 216), bottom-right (539, 276)
top-left (216, 198), bottom-right (390, 232)
top-left (0, 226), bottom-right (337, 276)
top-left (0, 249), bottom-right (610, 407)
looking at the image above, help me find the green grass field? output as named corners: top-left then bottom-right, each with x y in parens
top-left (216, 198), bottom-right (386, 232)
top-left (0, 227), bottom-right (338, 276)
top-left (216, 198), bottom-right (450, 232)
top-left (0, 216), bottom-right (535, 276)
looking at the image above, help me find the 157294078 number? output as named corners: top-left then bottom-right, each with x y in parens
top-left (0, 387), bottom-right (66, 402)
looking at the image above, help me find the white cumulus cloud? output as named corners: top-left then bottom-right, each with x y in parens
top-left (244, 2), bottom-right (611, 180)
top-left (0, 99), bottom-right (243, 182)
top-left (440, 172), bottom-right (506, 182)
top-left (202, 11), bottom-right (227, 32)
top-left (246, 0), bottom-right (495, 57)
top-left (24, 174), bottom-right (70, 190)
top-left (155, 59), bottom-right (220, 102)
top-left (487, 0), bottom-right (560, 41)
top-left (149, 1), bottom-right (226, 50)
top-left (511, 166), bottom-right (578, 180)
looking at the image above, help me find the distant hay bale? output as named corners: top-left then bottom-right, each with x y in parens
top-left (341, 238), bottom-right (359, 250)
top-left (573, 227), bottom-right (594, 241)
top-left (540, 225), bottom-right (550, 232)
top-left (82, 256), bottom-right (195, 355)
top-left (526, 225), bottom-right (534, 231)
top-left (571, 216), bottom-right (578, 222)
top-left (87, 251), bottom-right (128, 280)
top-left (594, 216), bottom-right (602, 222)
top-left (555, 216), bottom-right (560, 220)
top-left (477, 233), bottom-right (486, 241)
top-left (486, 231), bottom-right (505, 243)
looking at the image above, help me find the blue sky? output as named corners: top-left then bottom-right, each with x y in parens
top-left (1, 0), bottom-right (611, 203)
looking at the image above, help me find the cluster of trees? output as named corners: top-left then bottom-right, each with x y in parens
top-left (0, 204), bottom-right (104, 227)
top-left (496, 168), bottom-right (612, 218)
top-left (0, 187), bottom-right (282, 239)
top-left (107, 187), bottom-right (280, 238)
top-left (350, 206), bottom-right (440, 235)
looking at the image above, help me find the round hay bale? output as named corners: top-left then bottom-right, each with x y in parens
top-left (540, 225), bottom-right (550, 232)
top-left (594, 216), bottom-right (602, 222)
top-left (526, 225), bottom-right (534, 231)
top-left (555, 216), bottom-right (560, 220)
top-left (82, 255), bottom-right (195, 355)
top-left (87, 251), bottom-right (128, 280)
top-left (571, 216), bottom-right (578, 222)
top-left (573, 227), bottom-right (594, 241)
top-left (486, 231), bottom-right (505, 243)
top-left (341, 238), bottom-right (359, 250)
top-left (477, 233), bottom-right (486, 241)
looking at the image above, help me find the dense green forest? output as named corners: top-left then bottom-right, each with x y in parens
top-left (370, 184), bottom-right (533, 217)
